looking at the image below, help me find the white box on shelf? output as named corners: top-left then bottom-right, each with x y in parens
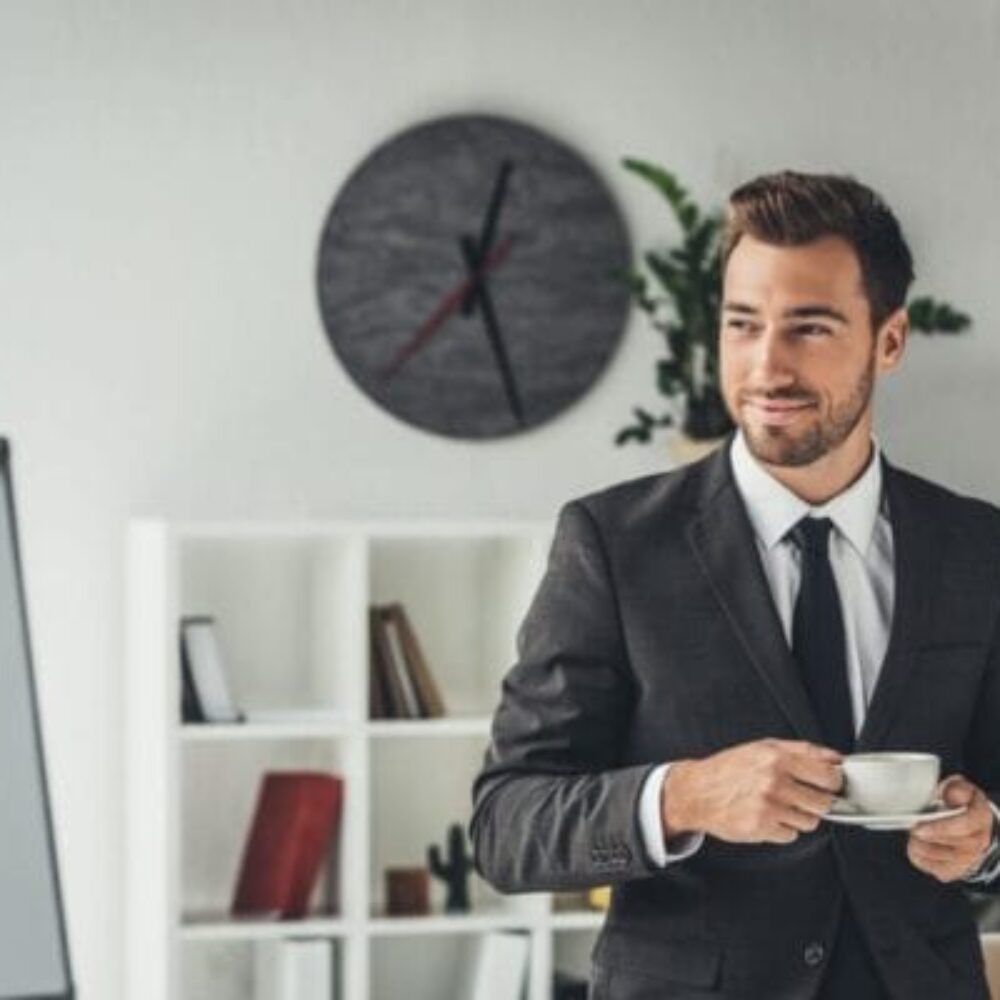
top-left (460, 930), bottom-right (530, 1000)
top-left (254, 937), bottom-right (335, 1000)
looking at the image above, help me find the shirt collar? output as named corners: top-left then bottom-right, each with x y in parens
top-left (729, 428), bottom-right (885, 556)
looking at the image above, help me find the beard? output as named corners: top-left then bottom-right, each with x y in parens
top-left (737, 351), bottom-right (876, 468)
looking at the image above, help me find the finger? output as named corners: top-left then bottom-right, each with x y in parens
top-left (783, 756), bottom-right (844, 795)
top-left (777, 740), bottom-right (843, 762)
top-left (774, 776), bottom-right (838, 816)
top-left (765, 821), bottom-right (802, 844)
top-left (908, 837), bottom-right (965, 865)
top-left (912, 806), bottom-right (987, 842)
top-left (938, 775), bottom-right (977, 806)
top-left (770, 802), bottom-right (822, 834)
top-left (910, 837), bottom-right (990, 866)
top-left (908, 831), bottom-right (990, 873)
top-left (907, 851), bottom-right (966, 883)
top-left (907, 840), bottom-right (976, 882)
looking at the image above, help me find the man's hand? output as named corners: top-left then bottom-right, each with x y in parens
top-left (662, 738), bottom-right (843, 844)
top-left (907, 775), bottom-right (995, 882)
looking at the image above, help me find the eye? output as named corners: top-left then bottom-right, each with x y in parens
top-left (724, 318), bottom-right (756, 333)
top-left (793, 324), bottom-right (832, 337)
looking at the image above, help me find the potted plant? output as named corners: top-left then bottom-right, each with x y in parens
top-left (616, 159), bottom-right (971, 457)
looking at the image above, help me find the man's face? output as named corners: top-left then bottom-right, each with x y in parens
top-left (719, 234), bottom-right (904, 468)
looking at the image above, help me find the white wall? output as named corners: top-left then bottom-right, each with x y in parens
top-left (1, 1), bottom-right (998, 996)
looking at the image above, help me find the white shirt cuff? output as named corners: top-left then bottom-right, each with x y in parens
top-left (964, 799), bottom-right (1000, 885)
top-left (639, 762), bottom-right (705, 867)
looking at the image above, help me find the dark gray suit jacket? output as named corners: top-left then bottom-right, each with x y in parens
top-left (470, 438), bottom-right (1000, 999)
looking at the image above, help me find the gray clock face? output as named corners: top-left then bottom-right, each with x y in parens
top-left (316, 114), bottom-right (631, 439)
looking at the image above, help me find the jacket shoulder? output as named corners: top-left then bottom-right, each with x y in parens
top-left (890, 464), bottom-right (1000, 546)
top-left (563, 455), bottom-right (714, 538)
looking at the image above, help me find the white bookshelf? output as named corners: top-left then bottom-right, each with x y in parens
top-left (125, 519), bottom-right (605, 1000)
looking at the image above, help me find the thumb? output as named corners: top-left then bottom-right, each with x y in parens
top-left (941, 777), bottom-right (974, 806)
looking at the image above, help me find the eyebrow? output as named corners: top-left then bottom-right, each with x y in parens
top-left (722, 301), bottom-right (850, 325)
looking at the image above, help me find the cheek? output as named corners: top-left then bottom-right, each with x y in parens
top-left (718, 346), bottom-right (744, 392)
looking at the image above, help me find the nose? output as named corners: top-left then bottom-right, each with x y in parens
top-left (749, 327), bottom-right (797, 390)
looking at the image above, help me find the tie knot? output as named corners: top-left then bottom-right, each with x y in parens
top-left (788, 516), bottom-right (834, 556)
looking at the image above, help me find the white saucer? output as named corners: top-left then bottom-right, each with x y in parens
top-left (822, 798), bottom-right (967, 831)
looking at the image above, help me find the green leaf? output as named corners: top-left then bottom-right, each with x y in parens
top-left (616, 267), bottom-right (657, 313)
top-left (644, 251), bottom-right (685, 300)
top-left (907, 295), bottom-right (971, 334)
top-left (657, 359), bottom-right (683, 396)
top-left (622, 157), bottom-right (700, 234)
top-left (615, 426), bottom-right (650, 446)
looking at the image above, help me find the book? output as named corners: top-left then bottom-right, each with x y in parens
top-left (460, 931), bottom-right (530, 1000)
top-left (378, 606), bottom-right (422, 717)
top-left (369, 607), bottom-right (412, 718)
top-left (254, 938), bottom-right (336, 1000)
top-left (231, 772), bottom-right (344, 919)
top-left (368, 614), bottom-right (388, 719)
top-left (179, 616), bottom-right (242, 723)
top-left (367, 603), bottom-right (446, 719)
top-left (385, 603), bottom-right (446, 717)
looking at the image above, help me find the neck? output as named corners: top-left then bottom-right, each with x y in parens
top-left (754, 420), bottom-right (875, 506)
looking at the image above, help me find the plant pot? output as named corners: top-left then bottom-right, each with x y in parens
top-left (682, 388), bottom-right (733, 440)
top-left (667, 432), bottom-right (727, 466)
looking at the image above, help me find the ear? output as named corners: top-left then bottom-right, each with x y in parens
top-left (875, 307), bottom-right (909, 372)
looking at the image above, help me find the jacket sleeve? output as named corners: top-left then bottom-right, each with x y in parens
top-left (962, 569), bottom-right (1000, 892)
top-left (469, 499), bottom-right (663, 894)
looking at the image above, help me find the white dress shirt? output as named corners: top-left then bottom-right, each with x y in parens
top-left (638, 429), bottom-right (1000, 882)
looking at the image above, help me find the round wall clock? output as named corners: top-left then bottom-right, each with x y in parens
top-left (315, 114), bottom-right (632, 439)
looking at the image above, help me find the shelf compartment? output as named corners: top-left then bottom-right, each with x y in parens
top-left (180, 738), bottom-right (354, 925)
top-left (552, 924), bottom-right (601, 990)
top-left (178, 533), bottom-right (365, 719)
top-left (367, 532), bottom-right (546, 718)
top-left (368, 734), bottom-right (542, 922)
top-left (369, 931), bottom-right (532, 1000)
top-left (180, 937), bottom-right (345, 1000)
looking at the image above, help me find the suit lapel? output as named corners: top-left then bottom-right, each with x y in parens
top-left (855, 457), bottom-right (941, 751)
top-left (685, 442), bottom-right (824, 743)
top-left (683, 443), bottom-right (941, 751)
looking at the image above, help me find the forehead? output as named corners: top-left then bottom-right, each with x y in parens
top-left (723, 234), bottom-right (867, 308)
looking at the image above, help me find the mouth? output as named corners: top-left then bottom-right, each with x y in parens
top-left (744, 399), bottom-right (815, 427)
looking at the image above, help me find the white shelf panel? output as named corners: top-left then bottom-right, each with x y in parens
top-left (180, 719), bottom-right (354, 742)
top-left (366, 716), bottom-right (491, 739)
top-left (179, 914), bottom-right (348, 942)
top-left (550, 910), bottom-right (606, 931)
top-left (367, 909), bottom-right (536, 937)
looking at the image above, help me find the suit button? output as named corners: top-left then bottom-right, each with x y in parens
top-left (804, 942), bottom-right (825, 967)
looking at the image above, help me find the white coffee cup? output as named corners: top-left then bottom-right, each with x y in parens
top-left (840, 752), bottom-right (940, 815)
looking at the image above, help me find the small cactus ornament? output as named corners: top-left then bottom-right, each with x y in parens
top-left (427, 822), bottom-right (473, 912)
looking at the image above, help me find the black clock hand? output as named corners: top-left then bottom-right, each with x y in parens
top-left (461, 160), bottom-right (514, 316)
top-left (460, 234), bottom-right (525, 427)
top-left (382, 236), bottom-right (513, 380)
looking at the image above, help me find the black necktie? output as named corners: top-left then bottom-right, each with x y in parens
top-left (788, 516), bottom-right (856, 753)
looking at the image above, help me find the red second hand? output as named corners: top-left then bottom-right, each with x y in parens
top-left (382, 235), bottom-right (514, 381)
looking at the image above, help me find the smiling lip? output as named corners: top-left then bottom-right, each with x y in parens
top-left (745, 400), bottom-right (815, 426)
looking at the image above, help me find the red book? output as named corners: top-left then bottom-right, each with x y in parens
top-left (231, 771), bottom-right (344, 919)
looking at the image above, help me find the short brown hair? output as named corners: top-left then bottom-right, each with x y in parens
top-left (722, 171), bottom-right (915, 331)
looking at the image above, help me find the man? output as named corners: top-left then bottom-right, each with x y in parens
top-left (469, 171), bottom-right (1000, 999)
